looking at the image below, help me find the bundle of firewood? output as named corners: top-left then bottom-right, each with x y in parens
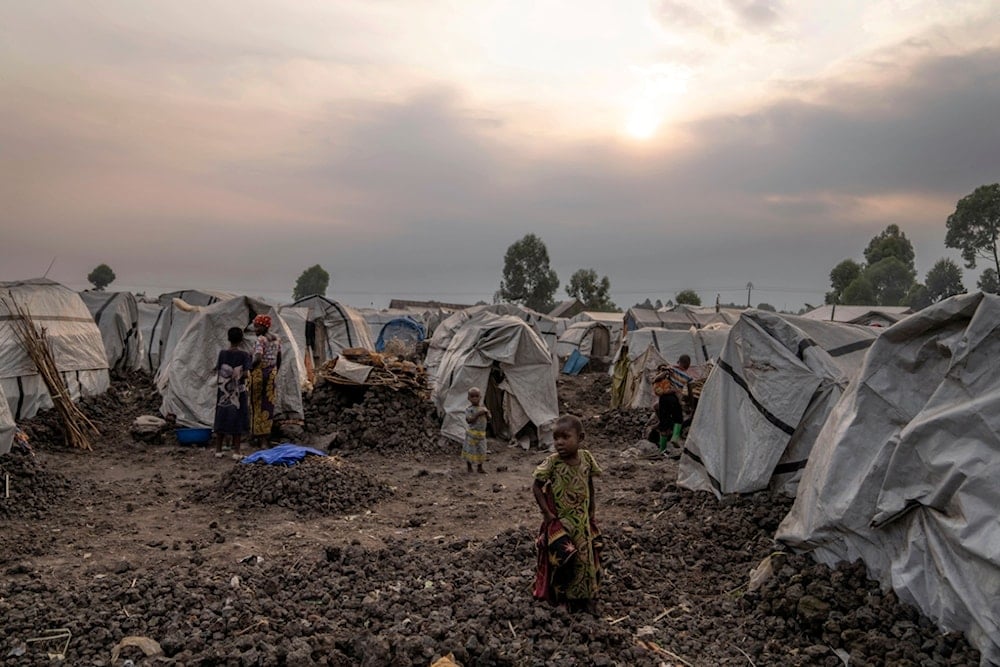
top-left (317, 348), bottom-right (429, 394)
top-left (1, 297), bottom-right (100, 450)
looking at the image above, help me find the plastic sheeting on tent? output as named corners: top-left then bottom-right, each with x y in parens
top-left (158, 296), bottom-right (307, 428)
top-left (80, 291), bottom-right (144, 373)
top-left (0, 279), bottom-right (110, 421)
top-left (432, 311), bottom-right (558, 448)
top-left (287, 295), bottom-right (374, 364)
top-left (375, 317), bottom-right (426, 352)
top-left (425, 304), bottom-right (563, 385)
top-left (555, 321), bottom-right (612, 362)
top-left (609, 326), bottom-right (728, 410)
top-left (137, 290), bottom-right (237, 373)
top-left (678, 311), bottom-right (878, 498)
top-left (0, 383), bottom-right (14, 455)
top-left (776, 293), bottom-right (1000, 665)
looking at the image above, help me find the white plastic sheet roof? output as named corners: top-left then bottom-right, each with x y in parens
top-left (431, 311), bottom-right (558, 446)
top-left (777, 292), bottom-right (1000, 665)
top-left (80, 291), bottom-right (144, 373)
top-left (678, 311), bottom-right (877, 498)
top-left (288, 295), bottom-right (374, 360)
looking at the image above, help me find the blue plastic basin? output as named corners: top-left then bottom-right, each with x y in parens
top-left (175, 427), bottom-right (213, 445)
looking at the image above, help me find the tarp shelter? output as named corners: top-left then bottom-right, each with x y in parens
top-left (137, 289), bottom-right (236, 373)
top-left (375, 317), bottom-right (426, 352)
top-left (609, 326), bottom-right (729, 409)
top-left (776, 292), bottom-right (1000, 665)
top-left (556, 321), bottom-right (612, 362)
top-left (800, 304), bottom-right (911, 327)
top-left (158, 296), bottom-right (307, 428)
top-left (0, 279), bottom-right (110, 421)
top-left (288, 295), bottom-right (374, 364)
top-left (678, 311), bottom-right (877, 498)
top-left (80, 291), bottom-right (144, 373)
top-left (0, 383), bottom-right (15, 455)
top-left (425, 304), bottom-right (562, 385)
top-left (431, 310), bottom-right (558, 448)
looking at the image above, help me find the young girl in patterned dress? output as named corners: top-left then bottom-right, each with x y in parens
top-left (532, 414), bottom-right (602, 612)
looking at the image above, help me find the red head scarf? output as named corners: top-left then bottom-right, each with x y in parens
top-left (253, 314), bottom-right (272, 329)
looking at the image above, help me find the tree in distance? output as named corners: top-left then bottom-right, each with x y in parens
top-left (675, 289), bottom-right (701, 306)
top-left (826, 225), bottom-right (917, 307)
top-left (566, 269), bottom-right (618, 312)
top-left (945, 183), bottom-right (1000, 277)
top-left (292, 264), bottom-right (330, 301)
top-left (864, 224), bottom-right (915, 272)
top-left (87, 264), bottom-right (116, 291)
top-left (825, 259), bottom-right (863, 304)
top-left (903, 284), bottom-right (932, 310)
top-left (496, 234), bottom-right (559, 313)
top-left (978, 268), bottom-right (999, 294)
top-left (924, 258), bottom-right (965, 302)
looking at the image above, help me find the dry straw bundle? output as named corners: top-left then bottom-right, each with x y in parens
top-left (1, 295), bottom-right (100, 450)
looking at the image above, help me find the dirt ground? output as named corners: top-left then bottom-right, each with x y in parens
top-left (0, 372), bottom-right (981, 666)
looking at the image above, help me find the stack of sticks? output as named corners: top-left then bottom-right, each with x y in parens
top-left (1, 297), bottom-right (100, 450)
top-left (317, 348), bottom-right (429, 394)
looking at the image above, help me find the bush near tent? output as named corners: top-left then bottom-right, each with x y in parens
top-left (677, 311), bottom-right (878, 498)
top-left (776, 292), bottom-right (1000, 665)
top-left (157, 297), bottom-right (307, 428)
top-left (0, 279), bottom-right (110, 423)
top-left (431, 311), bottom-right (558, 448)
top-left (79, 290), bottom-right (144, 374)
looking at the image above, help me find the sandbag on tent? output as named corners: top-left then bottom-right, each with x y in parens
top-left (609, 326), bottom-right (728, 409)
top-left (678, 310), bottom-right (878, 498)
top-left (0, 279), bottom-right (111, 421)
top-left (288, 295), bottom-right (374, 364)
top-left (80, 291), bottom-right (144, 373)
top-left (375, 317), bottom-right (426, 353)
top-left (432, 311), bottom-right (558, 448)
top-left (776, 292), bottom-right (1000, 665)
top-left (158, 297), bottom-right (307, 428)
top-left (426, 304), bottom-right (563, 385)
top-left (556, 321), bottom-right (612, 363)
top-left (0, 383), bottom-right (14, 455)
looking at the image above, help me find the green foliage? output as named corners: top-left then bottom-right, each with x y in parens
top-left (978, 268), bottom-right (1000, 293)
top-left (830, 259), bottom-right (862, 295)
top-left (866, 256), bottom-right (915, 306)
top-left (756, 303), bottom-right (776, 312)
top-left (87, 264), bottom-right (116, 291)
top-left (497, 234), bottom-right (559, 313)
top-left (903, 284), bottom-right (932, 310)
top-left (675, 289), bottom-right (701, 306)
top-left (566, 269), bottom-right (617, 312)
top-left (864, 224), bottom-right (915, 271)
top-left (924, 258), bottom-right (965, 302)
top-left (292, 264), bottom-right (330, 301)
top-left (945, 183), bottom-right (1000, 275)
top-left (842, 276), bottom-right (876, 305)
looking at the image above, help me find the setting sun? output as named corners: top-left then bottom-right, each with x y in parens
top-left (624, 104), bottom-right (662, 140)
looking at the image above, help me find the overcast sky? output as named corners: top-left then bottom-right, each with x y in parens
top-left (2, 1), bottom-right (999, 311)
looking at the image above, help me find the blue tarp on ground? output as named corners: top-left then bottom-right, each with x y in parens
top-left (562, 349), bottom-right (589, 375)
top-left (241, 444), bottom-right (327, 466)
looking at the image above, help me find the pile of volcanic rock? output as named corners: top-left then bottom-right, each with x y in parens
top-left (304, 382), bottom-right (448, 455)
top-left (586, 408), bottom-right (653, 446)
top-left (0, 446), bottom-right (74, 520)
top-left (190, 455), bottom-right (392, 518)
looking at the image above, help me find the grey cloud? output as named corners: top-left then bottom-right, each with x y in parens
top-left (725, 0), bottom-right (784, 30)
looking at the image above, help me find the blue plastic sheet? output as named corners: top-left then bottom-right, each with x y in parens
top-left (561, 349), bottom-right (589, 375)
top-left (241, 444), bottom-right (327, 466)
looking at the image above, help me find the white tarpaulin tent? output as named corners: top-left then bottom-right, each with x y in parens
top-left (158, 297), bottom-right (307, 428)
top-left (0, 279), bottom-right (110, 422)
top-left (776, 292), bottom-right (1000, 665)
top-left (555, 321), bottom-right (612, 361)
top-left (80, 291), bottom-right (144, 373)
top-left (137, 290), bottom-right (237, 373)
top-left (678, 310), bottom-right (878, 498)
top-left (609, 326), bottom-right (729, 410)
top-left (287, 295), bottom-right (374, 363)
top-left (432, 311), bottom-right (558, 448)
top-left (0, 383), bottom-right (15, 455)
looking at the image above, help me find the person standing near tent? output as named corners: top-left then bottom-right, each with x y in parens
top-left (213, 327), bottom-right (252, 459)
top-left (463, 387), bottom-right (490, 473)
top-left (652, 354), bottom-right (693, 452)
top-left (249, 314), bottom-right (281, 449)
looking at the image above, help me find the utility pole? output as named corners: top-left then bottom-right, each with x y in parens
top-left (746, 282), bottom-right (753, 308)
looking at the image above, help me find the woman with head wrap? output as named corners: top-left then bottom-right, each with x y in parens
top-left (249, 314), bottom-right (281, 448)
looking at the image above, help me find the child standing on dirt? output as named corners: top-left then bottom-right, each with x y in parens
top-left (463, 387), bottom-right (490, 473)
top-left (213, 327), bottom-right (252, 460)
top-left (532, 414), bottom-right (602, 612)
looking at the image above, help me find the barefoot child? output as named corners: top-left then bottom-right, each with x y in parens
top-left (532, 414), bottom-right (602, 612)
top-left (463, 387), bottom-right (490, 473)
top-left (214, 327), bottom-right (252, 460)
